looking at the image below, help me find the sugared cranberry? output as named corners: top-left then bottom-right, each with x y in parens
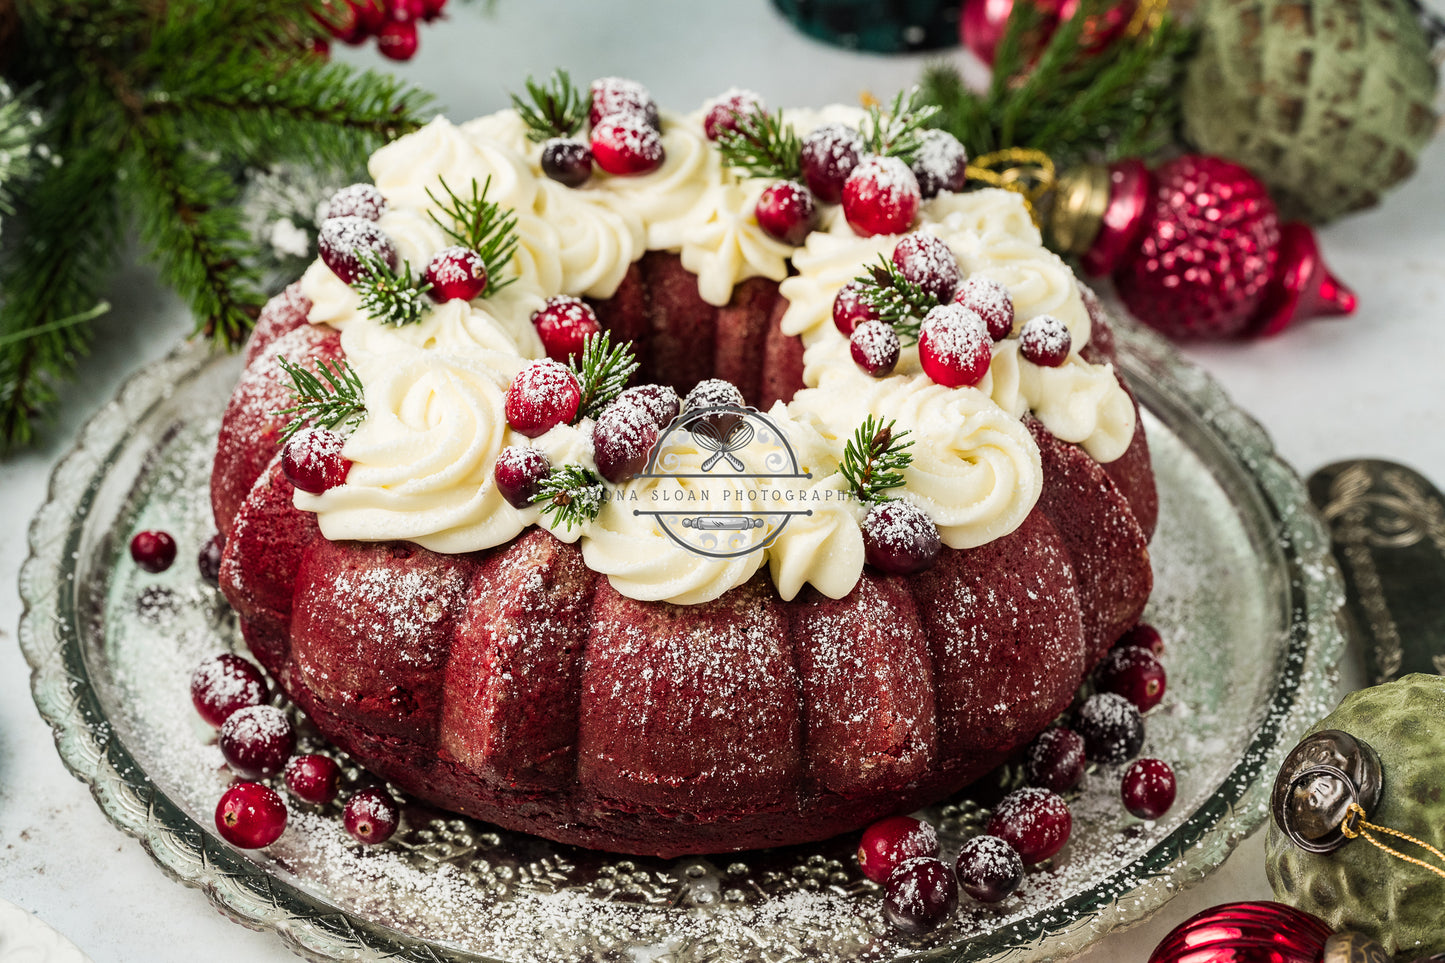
top-left (911, 129), bottom-right (969, 198)
top-left (282, 426), bottom-right (351, 495)
top-left (324, 183), bottom-right (387, 222)
top-left (284, 754), bottom-right (342, 806)
top-left (1116, 622), bottom-right (1164, 655)
top-left (842, 156), bottom-right (921, 237)
top-left (955, 834), bottom-right (1024, 903)
top-left (1076, 692), bottom-right (1145, 764)
top-left (422, 245), bottom-right (486, 302)
top-left (590, 113), bottom-right (665, 176)
top-left (953, 276), bottom-right (1014, 341)
top-left (800, 122), bottom-right (863, 205)
top-left (755, 181), bottom-right (818, 246)
top-left (593, 399), bottom-right (664, 483)
top-left (190, 654), bottom-right (268, 729)
top-left (504, 361), bottom-right (581, 438)
top-left (1019, 315), bottom-right (1072, 367)
top-left (1025, 727), bottom-right (1087, 793)
top-left (588, 77), bottom-right (660, 130)
top-left (375, 18), bottom-right (419, 60)
top-left (219, 705), bottom-right (296, 780)
top-left (494, 445), bottom-right (551, 509)
top-left (919, 304), bottom-right (992, 388)
top-left (892, 232), bottom-right (961, 301)
top-left (531, 295), bottom-right (601, 363)
top-left (197, 532), bottom-right (224, 586)
top-left (541, 137), bottom-right (593, 188)
top-left (849, 320), bottom-right (900, 378)
top-left (1122, 758), bottom-right (1177, 819)
top-left (986, 787), bottom-right (1072, 865)
top-left (857, 815), bottom-right (939, 883)
top-left (1095, 645), bottom-right (1167, 712)
top-left (703, 88), bottom-right (764, 141)
top-left (832, 280), bottom-right (880, 335)
top-left (862, 500), bottom-right (941, 575)
top-left (318, 215), bottom-right (397, 284)
top-left (215, 782), bottom-right (288, 849)
top-left (344, 787), bottom-right (400, 844)
top-left (620, 383), bottom-right (682, 426)
top-left (682, 379), bottom-right (743, 414)
top-left (883, 856), bottom-right (958, 935)
top-left (130, 530), bottom-right (177, 573)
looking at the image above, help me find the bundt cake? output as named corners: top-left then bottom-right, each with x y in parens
top-left (211, 78), bottom-right (1156, 858)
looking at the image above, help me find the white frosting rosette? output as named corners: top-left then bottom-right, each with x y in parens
top-left (533, 178), bottom-right (646, 300)
top-left (983, 340), bottom-right (1136, 461)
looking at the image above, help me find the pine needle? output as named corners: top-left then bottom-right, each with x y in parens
top-left (838, 416), bottom-right (914, 503)
top-left (425, 175), bottom-right (519, 297)
top-left (271, 354), bottom-right (367, 441)
top-left (569, 331), bottom-right (640, 420)
top-left (533, 464), bottom-right (606, 530)
top-left (716, 109), bottom-right (802, 181)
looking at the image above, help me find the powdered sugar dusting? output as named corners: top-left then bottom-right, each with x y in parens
top-left (910, 129), bottom-right (969, 198)
top-left (920, 304), bottom-right (988, 365)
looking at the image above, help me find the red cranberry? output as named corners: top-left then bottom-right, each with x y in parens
top-left (883, 856), bottom-right (958, 935)
top-left (919, 304), bottom-right (992, 388)
top-left (1117, 622), bottom-right (1164, 655)
top-left (986, 787), bottom-right (1072, 865)
top-left (1076, 692), bottom-right (1145, 764)
top-left (857, 815), bottom-right (939, 884)
top-left (588, 77), bottom-right (660, 130)
top-left (504, 361), bottom-right (581, 437)
top-left (215, 782), bottom-right (288, 849)
top-left (316, 0), bottom-right (366, 43)
top-left (800, 122), bottom-right (863, 205)
top-left (318, 215), bottom-right (397, 284)
top-left (541, 137), bottom-right (593, 188)
top-left (832, 280), bottom-right (880, 335)
top-left (593, 398), bottom-right (664, 483)
top-left (284, 754), bottom-right (342, 806)
top-left (197, 532), bottom-right (224, 586)
top-left (591, 114), bottom-right (665, 176)
top-left (219, 705), bottom-right (296, 780)
top-left (190, 654), bottom-right (268, 728)
top-left (842, 156), bottom-right (921, 237)
top-left (955, 834), bottom-right (1024, 903)
top-left (1019, 315), bottom-right (1072, 367)
top-left (849, 320), bottom-right (900, 378)
top-left (1122, 758), bottom-right (1177, 819)
top-left (494, 445), bottom-right (551, 509)
top-left (344, 787), bottom-right (400, 844)
top-left (375, 18), bottom-right (419, 60)
top-left (682, 379), bottom-right (742, 415)
top-left (703, 88), bottom-right (764, 141)
top-left (282, 426), bottom-right (351, 495)
top-left (531, 295), bottom-right (601, 363)
top-left (324, 183), bottom-right (387, 221)
top-left (755, 180), bottom-right (818, 246)
top-left (952, 276), bottom-right (1014, 341)
top-left (892, 232), bottom-right (961, 301)
top-left (1095, 645), bottom-right (1167, 712)
top-left (130, 530), bottom-right (177, 573)
top-left (620, 383), bottom-right (682, 426)
top-left (424, 245), bottom-right (487, 302)
top-left (351, 0), bottom-right (387, 32)
top-left (1025, 727), bottom-right (1087, 793)
top-left (862, 500), bottom-right (941, 575)
top-left (911, 129), bottom-right (969, 198)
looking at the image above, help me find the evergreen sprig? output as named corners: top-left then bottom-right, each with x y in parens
top-left (568, 330), bottom-right (640, 420)
top-left (425, 175), bottom-right (519, 297)
top-left (860, 87), bottom-right (940, 165)
top-left (839, 416), bottom-right (914, 503)
top-left (716, 109), bottom-right (802, 181)
top-left (852, 256), bottom-right (941, 344)
top-left (353, 251), bottom-right (432, 327)
top-left (511, 69), bottom-right (589, 143)
top-left (533, 464), bottom-right (606, 530)
top-left (272, 354), bottom-right (367, 442)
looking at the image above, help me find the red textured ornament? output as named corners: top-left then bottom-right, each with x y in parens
top-left (960, 0), bottom-right (1136, 67)
top-left (1148, 901), bottom-right (1334, 963)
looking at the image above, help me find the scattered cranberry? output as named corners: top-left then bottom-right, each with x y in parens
top-left (1095, 645), bottom-right (1167, 712)
top-left (282, 426), bottom-right (351, 495)
top-left (682, 379), bottom-right (743, 414)
top-left (375, 18), bottom-right (419, 60)
top-left (588, 77), bottom-right (660, 130)
top-left (1025, 727), bottom-right (1087, 793)
top-left (130, 530), bottom-right (177, 573)
top-left (953, 276), bottom-right (1014, 341)
top-left (832, 280), bottom-right (880, 335)
top-left (284, 754), bottom-right (342, 806)
top-left (190, 654), bottom-right (268, 729)
top-left (955, 834), bottom-right (1023, 903)
top-left (318, 215), bottom-right (397, 284)
top-left (219, 705), bottom-right (297, 780)
top-left (911, 129), bottom-right (970, 198)
top-left (857, 815), bottom-right (939, 884)
top-left (1122, 758), bottom-right (1177, 819)
top-left (842, 156), bottom-right (921, 237)
top-left (135, 585), bottom-right (179, 624)
top-left (215, 782), bottom-right (288, 849)
top-left (324, 183), bottom-right (387, 222)
top-left (800, 122), bottom-right (863, 205)
top-left (862, 500), bottom-right (941, 575)
top-left (423, 245), bottom-right (487, 302)
top-left (703, 88), bottom-right (764, 141)
top-left (849, 320), bottom-right (900, 378)
top-left (919, 304), bottom-right (992, 388)
top-left (344, 787), bottom-right (400, 844)
top-left (531, 296), bottom-right (601, 363)
top-left (1019, 315), bottom-right (1073, 367)
top-left (987, 787), bottom-right (1072, 865)
top-left (1076, 692), bottom-right (1145, 764)
top-left (620, 383), bottom-right (682, 426)
top-left (755, 180), bottom-right (817, 246)
top-left (590, 113), bottom-right (665, 176)
top-left (1117, 622), bottom-right (1164, 655)
top-left (541, 137), bottom-right (593, 188)
top-left (197, 532), bottom-right (224, 586)
top-left (892, 232), bottom-right (961, 301)
top-left (504, 361), bottom-right (581, 438)
top-left (494, 445), bottom-right (552, 509)
top-left (593, 399), bottom-right (664, 483)
top-left (883, 856), bottom-right (958, 935)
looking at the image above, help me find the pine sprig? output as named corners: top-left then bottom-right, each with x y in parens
top-left (716, 109), bottom-right (802, 181)
top-left (860, 87), bottom-right (940, 165)
top-left (272, 354), bottom-right (367, 441)
top-left (851, 256), bottom-right (941, 344)
top-left (510, 69), bottom-right (589, 143)
top-left (533, 464), bottom-right (606, 530)
top-left (568, 330), bottom-right (640, 420)
top-left (425, 175), bottom-right (519, 297)
top-left (353, 251), bottom-right (432, 327)
top-left (839, 416), bottom-right (914, 503)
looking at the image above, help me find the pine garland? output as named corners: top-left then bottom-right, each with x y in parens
top-left (839, 416), bottom-right (914, 503)
top-left (568, 331), bottom-right (639, 420)
top-left (533, 464), bottom-right (606, 530)
top-left (272, 354), bottom-right (367, 441)
top-left (851, 256), bottom-right (940, 344)
top-left (716, 109), bottom-right (802, 181)
top-left (511, 69), bottom-right (589, 143)
top-left (425, 175), bottom-right (519, 297)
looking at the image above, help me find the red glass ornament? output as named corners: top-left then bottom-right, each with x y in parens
top-left (960, 0), bottom-right (1136, 67)
top-left (1148, 901), bottom-right (1334, 963)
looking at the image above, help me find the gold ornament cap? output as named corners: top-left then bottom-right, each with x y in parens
top-left (1272, 729), bottom-right (1383, 854)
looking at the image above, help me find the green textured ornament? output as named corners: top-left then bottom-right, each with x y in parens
top-left (1266, 674), bottom-right (1445, 957)
top-left (1182, 0), bottom-right (1438, 222)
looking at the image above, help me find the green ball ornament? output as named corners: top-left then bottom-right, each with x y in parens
top-left (1266, 673), bottom-right (1445, 958)
top-left (1182, 0), bottom-right (1438, 223)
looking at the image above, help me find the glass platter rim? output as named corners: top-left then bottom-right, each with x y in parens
top-left (18, 318), bottom-right (1348, 963)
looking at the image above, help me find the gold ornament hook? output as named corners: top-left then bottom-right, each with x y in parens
top-left (966, 148), bottom-right (1057, 227)
top-left (1339, 802), bottom-right (1445, 880)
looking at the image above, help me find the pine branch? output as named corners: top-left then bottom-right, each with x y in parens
top-left (852, 256), bottom-right (940, 344)
top-left (510, 69), bottom-right (588, 143)
top-left (839, 416), bottom-right (914, 503)
top-left (860, 87), bottom-right (940, 164)
top-left (272, 354), bottom-right (367, 441)
top-left (425, 176), bottom-right (519, 297)
top-left (533, 464), bottom-right (606, 530)
top-left (352, 251), bottom-right (432, 327)
top-left (716, 109), bottom-right (802, 181)
top-left (568, 331), bottom-right (639, 420)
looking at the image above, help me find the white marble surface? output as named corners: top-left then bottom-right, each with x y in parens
top-left (1, 1), bottom-right (1440, 959)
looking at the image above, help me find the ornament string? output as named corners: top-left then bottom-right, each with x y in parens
top-left (1340, 802), bottom-right (1445, 880)
top-left (966, 149), bottom-right (1056, 226)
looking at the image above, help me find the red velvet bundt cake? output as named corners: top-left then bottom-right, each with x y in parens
top-left (212, 81), bottom-right (1156, 858)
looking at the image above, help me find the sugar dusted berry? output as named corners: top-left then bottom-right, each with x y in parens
top-left (285, 754), bottom-right (342, 806)
top-left (590, 113), bottom-right (665, 176)
top-left (190, 654), bottom-right (267, 728)
top-left (282, 426), bottom-right (351, 495)
top-left (425, 245), bottom-right (487, 302)
top-left (375, 18), bottom-right (419, 61)
top-left (1117, 622), bottom-right (1164, 655)
top-left (1122, 758), bottom-right (1176, 819)
top-left (324, 183), bottom-right (387, 222)
top-left (919, 303), bottom-right (992, 388)
top-left (911, 128), bottom-right (969, 198)
top-left (216, 782), bottom-right (287, 849)
top-left (987, 787), bottom-right (1072, 865)
top-left (755, 180), bottom-right (817, 246)
top-left (862, 500), bottom-right (941, 575)
top-left (494, 445), bottom-right (551, 509)
top-left (703, 88), bottom-right (764, 141)
top-left (541, 137), bottom-right (593, 188)
top-left (1094, 645), bottom-right (1167, 712)
top-left (1076, 692), bottom-right (1145, 764)
top-left (842, 156), bottom-right (921, 237)
top-left (832, 280), bottom-right (879, 335)
top-left (800, 122), bottom-right (863, 205)
top-left (883, 856), bottom-right (958, 935)
top-left (953, 276), bottom-right (1014, 341)
top-left (683, 378), bottom-right (744, 413)
top-left (318, 215), bottom-right (397, 284)
top-left (505, 361), bottom-right (581, 437)
top-left (620, 383), bottom-right (682, 427)
top-left (219, 705), bottom-right (297, 780)
top-left (955, 834), bottom-right (1023, 904)
top-left (344, 787), bottom-right (400, 844)
top-left (197, 532), bottom-right (224, 586)
top-left (849, 320), bottom-right (900, 378)
top-left (892, 232), bottom-right (961, 301)
top-left (593, 398), bottom-right (664, 484)
top-left (1025, 727), bottom-right (1087, 793)
top-left (130, 530), bottom-right (177, 573)
top-left (1019, 315), bottom-right (1072, 367)
top-left (531, 295), bottom-right (601, 363)
top-left (589, 76), bottom-right (660, 129)
top-left (858, 815), bottom-right (939, 883)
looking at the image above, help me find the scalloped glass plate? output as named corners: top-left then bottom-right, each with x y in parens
top-left (20, 320), bottom-right (1345, 963)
